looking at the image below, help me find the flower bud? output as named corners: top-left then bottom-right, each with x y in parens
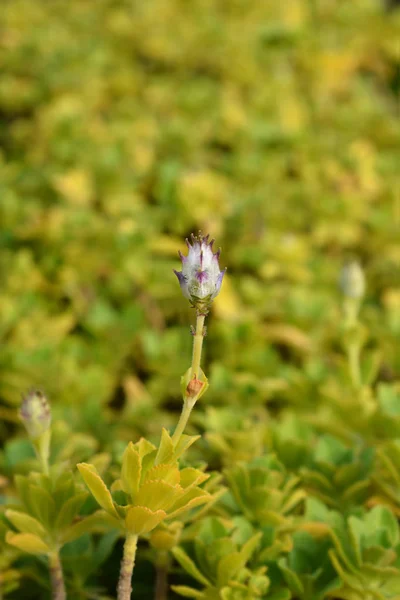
top-left (174, 233), bottom-right (226, 314)
top-left (339, 261), bottom-right (366, 299)
top-left (20, 390), bottom-right (51, 440)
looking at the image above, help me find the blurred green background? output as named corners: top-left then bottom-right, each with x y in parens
top-left (0, 0), bottom-right (399, 442)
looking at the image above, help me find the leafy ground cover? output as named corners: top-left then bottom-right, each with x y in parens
top-left (0, 0), bottom-right (400, 598)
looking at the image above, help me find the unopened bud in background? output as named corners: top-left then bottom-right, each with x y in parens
top-left (20, 390), bottom-right (51, 440)
top-left (339, 261), bottom-right (366, 299)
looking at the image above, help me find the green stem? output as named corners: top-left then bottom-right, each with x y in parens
top-left (49, 551), bottom-right (66, 600)
top-left (171, 398), bottom-right (194, 445)
top-left (348, 342), bottom-right (362, 389)
top-left (191, 314), bottom-right (205, 379)
top-left (172, 314), bottom-right (206, 445)
top-left (117, 534), bottom-right (138, 600)
top-left (34, 429), bottom-right (51, 476)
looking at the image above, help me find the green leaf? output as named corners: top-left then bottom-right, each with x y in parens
top-left (5, 510), bottom-right (47, 539)
top-left (365, 506), bottom-right (399, 547)
top-left (179, 468), bottom-right (209, 488)
top-left (63, 511), bottom-right (121, 544)
top-left (278, 558), bottom-right (304, 595)
top-left (14, 475), bottom-right (32, 511)
top-left (121, 443), bottom-right (142, 498)
top-left (174, 434), bottom-right (201, 460)
top-left (155, 428), bottom-right (175, 465)
top-left (167, 487), bottom-right (211, 519)
top-left (29, 486), bottom-right (56, 529)
top-left (134, 438), bottom-right (157, 458)
top-left (6, 531), bottom-right (50, 555)
top-left (54, 492), bottom-right (88, 531)
top-left (172, 585), bottom-right (204, 598)
top-left (77, 463), bottom-right (119, 519)
top-left (135, 480), bottom-right (183, 511)
top-left (347, 516), bottom-right (363, 566)
top-left (51, 477), bottom-right (75, 509)
top-left (172, 547), bottom-right (211, 587)
top-left (239, 532), bottom-right (262, 564)
top-left (144, 463), bottom-right (180, 485)
top-left (125, 506), bottom-right (166, 535)
top-left (217, 552), bottom-right (245, 587)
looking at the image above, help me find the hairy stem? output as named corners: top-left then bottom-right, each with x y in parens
top-left (117, 534), bottom-right (138, 600)
top-left (49, 551), bottom-right (66, 600)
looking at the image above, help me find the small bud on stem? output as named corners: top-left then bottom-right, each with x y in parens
top-left (20, 390), bottom-right (52, 475)
top-left (20, 390), bottom-right (51, 439)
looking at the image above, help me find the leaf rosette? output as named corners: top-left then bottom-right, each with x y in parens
top-left (78, 429), bottom-right (211, 536)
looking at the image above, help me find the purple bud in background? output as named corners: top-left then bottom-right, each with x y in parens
top-left (174, 233), bottom-right (226, 314)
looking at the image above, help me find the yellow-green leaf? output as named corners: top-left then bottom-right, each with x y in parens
top-left (155, 428), bottom-right (175, 465)
top-left (6, 531), bottom-right (50, 555)
top-left (62, 511), bottom-right (122, 544)
top-left (179, 468), bottom-right (209, 489)
top-left (77, 463), bottom-right (119, 519)
top-left (121, 443), bottom-right (142, 498)
top-left (135, 481), bottom-right (183, 512)
top-left (171, 585), bottom-right (204, 598)
top-left (125, 506), bottom-right (166, 535)
top-left (239, 532), bottom-right (262, 564)
top-left (134, 437), bottom-right (157, 458)
top-left (144, 463), bottom-right (180, 485)
top-left (217, 552), bottom-right (245, 587)
top-left (174, 434), bottom-right (200, 460)
top-left (5, 510), bottom-right (47, 539)
top-left (28, 485), bottom-right (56, 529)
top-left (167, 488), bottom-right (211, 519)
top-left (54, 493), bottom-right (88, 531)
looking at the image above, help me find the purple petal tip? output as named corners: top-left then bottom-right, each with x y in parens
top-left (173, 269), bottom-right (185, 284)
top-left (178, 250), bottom-right (187, 262)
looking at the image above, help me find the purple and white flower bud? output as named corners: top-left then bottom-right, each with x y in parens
top-left (20, 390), bottom-right (51, 440)
top-left (174, 233), bottom-right (226, 314)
